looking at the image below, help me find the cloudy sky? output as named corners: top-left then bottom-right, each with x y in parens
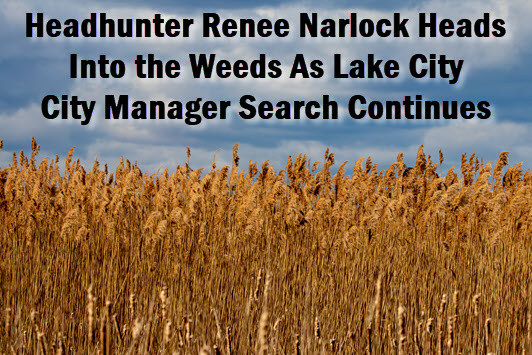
top-left (1, 0), bottom-right (531, 173)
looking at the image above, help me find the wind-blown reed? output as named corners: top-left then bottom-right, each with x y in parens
top-left (1, 138), bottom-right (531, 353)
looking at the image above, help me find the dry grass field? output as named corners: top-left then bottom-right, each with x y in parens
top-left (1, 137), bottom-right (532, 354)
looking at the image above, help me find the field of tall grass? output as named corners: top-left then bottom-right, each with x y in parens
top-left (1, 137), bottom-right (531, 354)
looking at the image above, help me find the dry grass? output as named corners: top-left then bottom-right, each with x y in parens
top-left (1, 137), bottom-right (532, 353)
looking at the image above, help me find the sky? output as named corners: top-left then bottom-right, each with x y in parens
top-left (1, 0), bottom-right (531, 174)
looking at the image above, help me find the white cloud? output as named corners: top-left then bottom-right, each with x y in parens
top-left (1, 0), bottom-right (531, 172)
top-left (422, 120), bottom-right (532, 167)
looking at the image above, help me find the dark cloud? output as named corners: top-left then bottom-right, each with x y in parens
top-left (1, 0), bottom-right (531, 171)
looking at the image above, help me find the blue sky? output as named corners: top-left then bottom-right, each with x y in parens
top-left (1, 0), bottom-right (531, 173)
